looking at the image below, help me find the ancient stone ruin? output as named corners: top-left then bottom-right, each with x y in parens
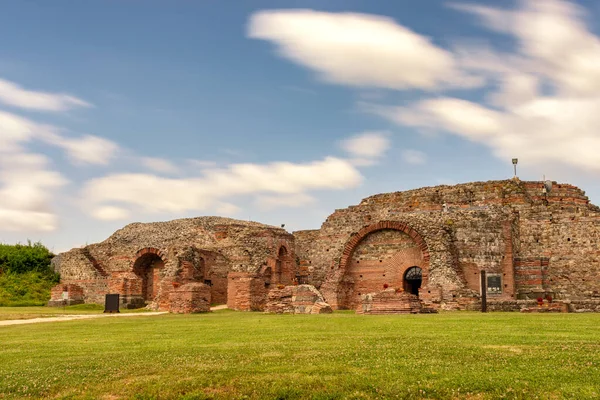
top-left (50, 179), bottom-right (600, 313)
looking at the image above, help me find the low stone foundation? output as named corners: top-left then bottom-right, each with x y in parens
top-left (566, 300), bottom-right (600, 312)
top-left (168, 283), bottom-right (211, 313)
top-left (48, 284), bottom-right (85, 307)
top-left (520, 303), bottom-right (569, 313)
top-left (356, 289), bottom-right (438, 314)
top-left (264, 285), bottom-right (333, 314)
top-left (466, 299), bottom-right (600, 312)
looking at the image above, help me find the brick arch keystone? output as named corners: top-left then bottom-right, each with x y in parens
top-left (134, 247), bottom-right (167, 263)
top-left (339, 221), bottom-right (430, 272)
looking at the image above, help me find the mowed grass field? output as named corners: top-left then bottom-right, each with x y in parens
top-left (1, 310), bottom-right (599, 399)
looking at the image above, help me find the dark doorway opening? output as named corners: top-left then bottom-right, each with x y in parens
top-left (133, 253), bottom-right (164, 302)
top-left (403, 266), bottom-right (422, 296)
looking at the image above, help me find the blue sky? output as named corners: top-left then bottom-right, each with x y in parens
top-left (1, 0), bottom-right (599, 253)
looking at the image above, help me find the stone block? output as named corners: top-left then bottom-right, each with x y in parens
top-left (169, 283), bottom-right (211, 313)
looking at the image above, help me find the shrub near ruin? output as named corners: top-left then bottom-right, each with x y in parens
top-left (0, 242), bottom-right (59, 306)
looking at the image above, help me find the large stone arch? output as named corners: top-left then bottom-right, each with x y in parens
top-left (132, 247), bottom-right (168, 303)
top-left (339, 221), bottom-right (430, 271)
top-left (328, 221), bottom-right (431, 309)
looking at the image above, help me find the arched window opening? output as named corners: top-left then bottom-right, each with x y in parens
top-left (275, 246), bottom-right (288, 284)
top-left (403, 266), bottom-right (423, 296)
top-left (263, 266), bottom-right (273, 288)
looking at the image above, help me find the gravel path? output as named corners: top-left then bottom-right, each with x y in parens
top-left (0, 312), bottom-right (169, 326)
top-left (0, 305), bottom-right (229, 326)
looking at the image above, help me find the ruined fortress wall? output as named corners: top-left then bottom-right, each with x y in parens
top-left (51, 180), bottom-right (600, 311)
top-left (516, 206), bottom-right (600, 300)
top-left (293, 229), bottom-right (321, 284)
top-left (52, 217), bottom-right (295, 309)
top-left (305, 180), bottom-right (600, 308)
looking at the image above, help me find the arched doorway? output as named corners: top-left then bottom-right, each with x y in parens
top-left (133, 253), bottom-right (165, 302)
top-left (275, 246), bottom-right (288, 284)
top-left (403, 266), bottom-right (422, 296)
top-left (331, 221), bottom-right (430, 310)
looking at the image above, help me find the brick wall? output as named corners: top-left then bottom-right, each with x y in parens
top-left (53, 217), bottom-right (294, 311)
top-left (304, 179), bottom-right (600, 310)
top-left (169, 283), bottom-right (211, 313)
top-left (52, 180), bottom-right (600, 312)
top-left (226, 272), bottom-right (267, 311)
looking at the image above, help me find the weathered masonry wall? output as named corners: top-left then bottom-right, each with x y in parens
top-left (303, 180), bottom-right (600, 310)
top-left (293, 229), bottom-right (321, 284)
top-left (50, 179), bottom-right (600, 313)
top-left (50, 217), bottom-right (295, 311)
top-left (341, 228), bottom-right (425, 309)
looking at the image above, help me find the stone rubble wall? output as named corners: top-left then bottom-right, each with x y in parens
top-left (293, 229), bottom-right (322, 284)
top-left (52, 217), bottom-right (295, 310)
top-left (264, 284), bottom-right (332, 314)
top-left (49, 180), bottom-right (600, 313)
top-left (303, 180), bottom-right (600, 310)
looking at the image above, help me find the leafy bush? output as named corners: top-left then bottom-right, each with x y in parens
top-left (0, 242), bottom-right (59, 306)
top-left (0, 241), bottom-right (56, 275)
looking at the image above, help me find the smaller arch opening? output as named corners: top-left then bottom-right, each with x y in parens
top-left (263, 266), bottom-right (272, 288)
top-left (133, 253), bottom-right (165, 302)
top-left (275, 246), bottom-right (289, 284)
top-left (403, 266), bottom-right (423, 296)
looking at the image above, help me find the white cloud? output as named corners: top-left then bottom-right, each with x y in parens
top-left (82, 157), bottom-right (362, 218)
top-left (0, 110), bottom-right (39, 151)
top-left (0, 109), bottom-right (118, 231)
top-left (449, 0), bottom-right (600, 96)
top-left (141, 157), bottom-right (180, 174)
top-left (0, 110), bottom-right (119, 165)
top-left (91, 206), bottom-right (130, 221)
top-left (340, 131), bottom-right (390, 166)
top-left (0, 77), bottom-right (91, 112)
top-left (401, 149), bottom-right (427, 165)
top-left (248, 9), bottom-right (480, 90)
top-left (0, 153), bottom-right (67, 232)
top-left (367, 0), bottom-right (600, 172)
top-left (47, 134), bottom-right (120, 165)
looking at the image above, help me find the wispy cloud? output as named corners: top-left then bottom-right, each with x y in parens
top-left (340, 131), bottom-right (390, 166)
top-left (248, 9), bottom-right (481, 90)
top-left (0, 77), bottom-right (92, 112)
top-left (0, 104), bottom-right (116, 231)
top-left (363, 0), bottom-right (600, 172)
top-left (82, 156), bottom-right (363, 220)
top-left (0, 153), bottom-right (67, 231)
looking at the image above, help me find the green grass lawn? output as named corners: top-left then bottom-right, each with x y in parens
top-left (0, 311), bottom-right (599, 399)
